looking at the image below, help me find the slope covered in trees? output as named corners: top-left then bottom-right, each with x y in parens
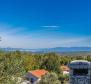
top-left (0, 50), bottom-right (91, 84)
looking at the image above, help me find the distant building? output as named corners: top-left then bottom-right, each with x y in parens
top-left (60, 64), bottom-right (69, 75)
top-left (25, 69), bottom-right (48, 84)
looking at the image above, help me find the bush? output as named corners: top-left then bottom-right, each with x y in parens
top-left (37, 72), bottom-right (60, 84)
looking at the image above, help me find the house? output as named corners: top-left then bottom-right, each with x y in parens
top-left (60, 65), bottom-right (69, 75)
top-left (25, 69), bottom-right (48, 84)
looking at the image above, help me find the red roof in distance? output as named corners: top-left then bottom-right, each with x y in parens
top-left (29, 69), bottom-right (48, 78)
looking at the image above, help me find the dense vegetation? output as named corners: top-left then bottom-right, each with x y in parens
top-left (0, 50), bottom-right (91, 84)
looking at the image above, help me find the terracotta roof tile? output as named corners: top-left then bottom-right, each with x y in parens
top-left (29, 69), bottom-right (48, 78)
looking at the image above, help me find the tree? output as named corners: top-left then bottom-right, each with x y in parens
top-left (0, 51), bottom-right (26, 84)
top-left (23, 55), bottom-right (40, 71)
top-left (87, 55), bottom-right (91, 61)
top-left (40, 53), bottom-right (60, 73)
top-left (37, 72), bottom-right (60, 84)
top-left (58, 74), bottom-right (69, 84)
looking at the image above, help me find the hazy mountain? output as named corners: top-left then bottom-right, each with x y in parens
top-left (1, 47), bottom-right (91, 53)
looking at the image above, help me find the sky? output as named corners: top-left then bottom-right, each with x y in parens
top-left (0, 0), bottom-right (91, 48)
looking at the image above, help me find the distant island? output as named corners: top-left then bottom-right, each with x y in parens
top-left (1, 47), bottom-right (91, 55)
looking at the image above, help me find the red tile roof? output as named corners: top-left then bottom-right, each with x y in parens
top-left (29, 69), bottom-right (48, 78)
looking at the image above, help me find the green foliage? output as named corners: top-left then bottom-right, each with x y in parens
top-left (58, 74), bottom-right (69, 84)
top-left (37, 72), bottom-right (60, 84)
top-left (0, 50), bottom-right (90, 84)
top-left (23, 55), bottom-right (40, 71)
top-left (87, 55), bottom-right (91, 61)
top-left (0, 51), bottom-right (25, 84)
top-left (40, 53), bottom-right (61, 73)
top-left (60, 56), bottom-right (72, 65)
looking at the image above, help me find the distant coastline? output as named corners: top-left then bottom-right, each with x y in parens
top-left (1, 47), bottom-right (91, 53)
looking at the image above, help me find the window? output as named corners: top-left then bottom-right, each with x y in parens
top-left (73, 69), bottom-right (88, 76)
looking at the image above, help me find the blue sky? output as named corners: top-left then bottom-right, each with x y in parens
top-left (0, 0), bottom-right (91, 48)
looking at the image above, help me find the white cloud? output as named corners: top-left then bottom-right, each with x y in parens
top-left (0, 23), bottom-right (27, 35)
top-left (0, 23), bottom-right (91, 48)
top-left (41, 26), bottom-right (60, 28)
top-left (0, 34), bottom-right (91, 48)
top-left (40, 26), bottom-right (60, 31)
